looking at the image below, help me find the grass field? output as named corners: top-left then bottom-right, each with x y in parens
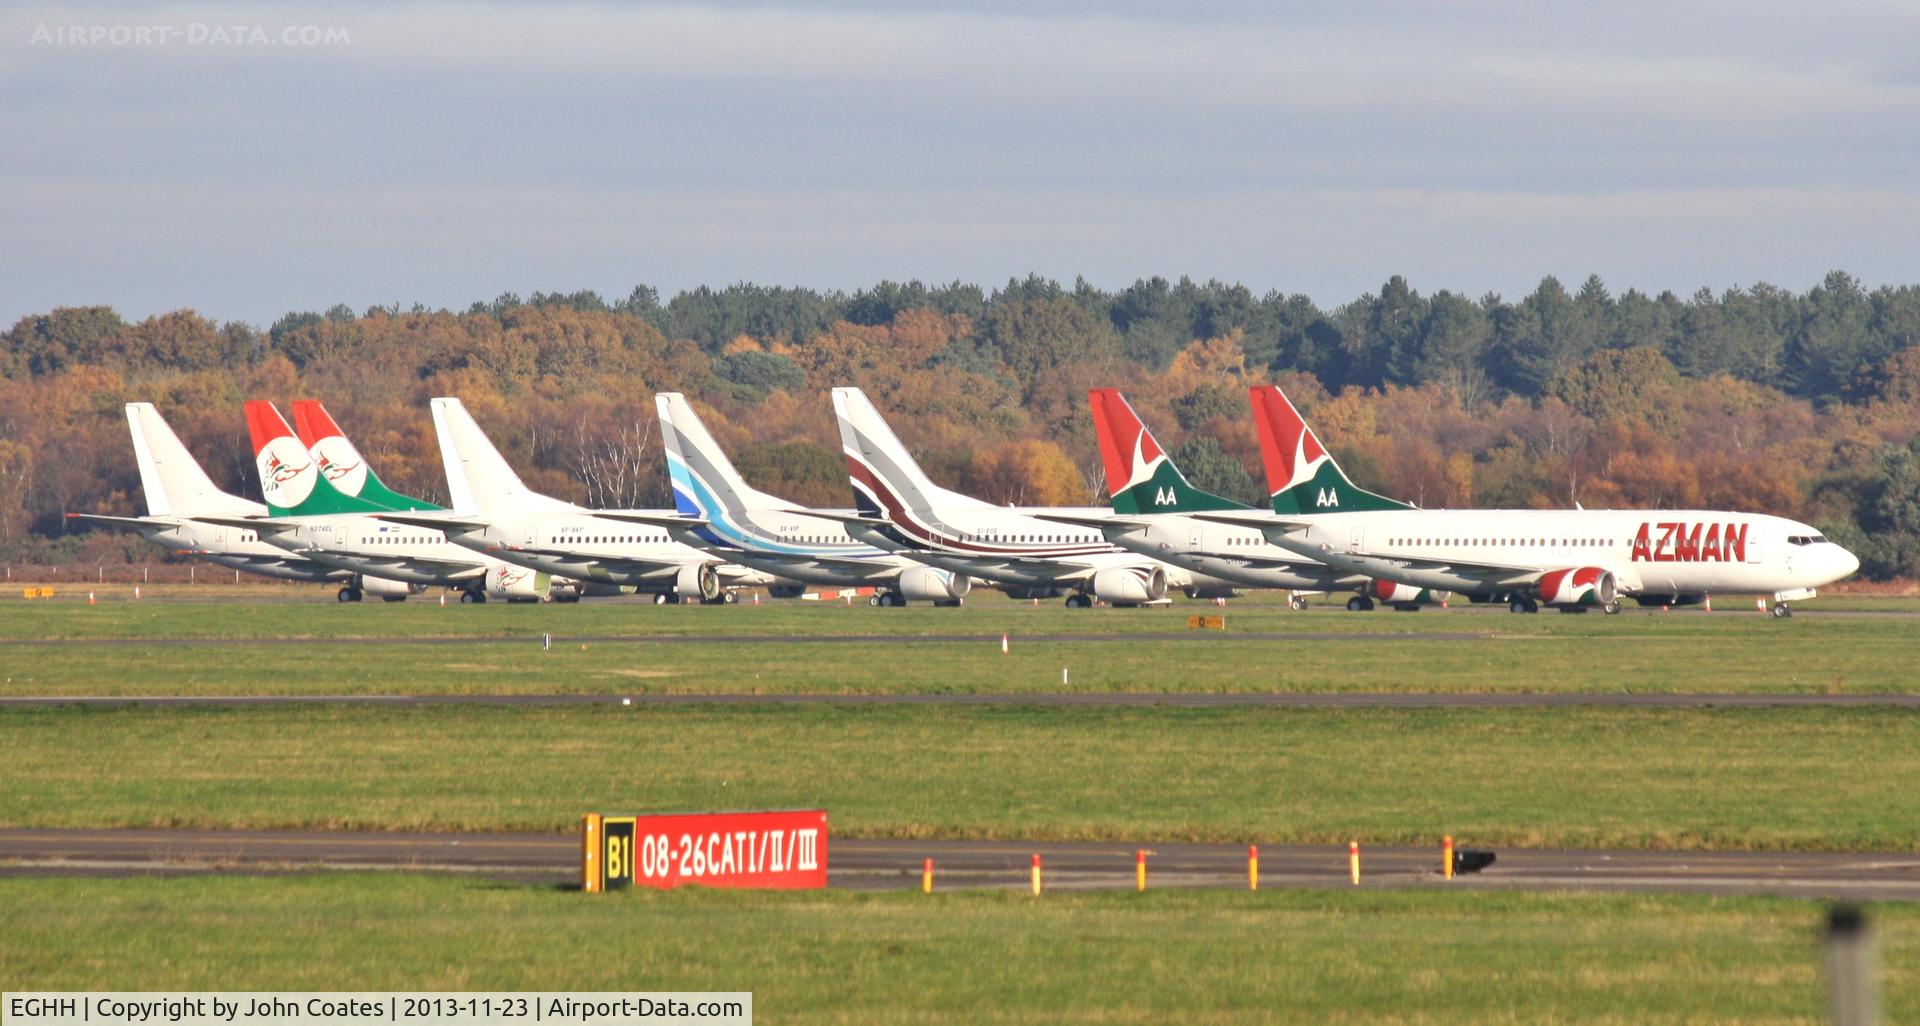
top-left (5, 703), bottom-right (1917, 850)
top-left (3, 596), bottom-right (1917, 696)
top-left (1, 874), bottom-right (1910, 1023)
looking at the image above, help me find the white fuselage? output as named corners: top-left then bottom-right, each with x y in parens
top-left (855, 503), bottom-right (1195, 589)
top-left (445, 511), bottom-right (772, 592)
top-left (256, 516), bottom-right (500, 586)
top-left (1099, 514), bottom-right (1367, 592)
top-left (134, 517), bottom-right (344, 583)
top-left (1267, 508), bottom-right (1859, 598)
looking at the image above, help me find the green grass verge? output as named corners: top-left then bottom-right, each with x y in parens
top-left (2, 874), bottom-right (1912, 1023)
top-left (4, 704), bottom-right (1916, 850)
top-left (2, 599), bottom-right (1914, 696)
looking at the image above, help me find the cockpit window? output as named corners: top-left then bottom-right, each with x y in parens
top-left (1787, 535), bottom-right (1828, 546)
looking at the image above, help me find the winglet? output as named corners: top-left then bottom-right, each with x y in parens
top-left (1088, 388), bottom-right (1245, 514)
top-left (1248, 386), bottom-right (1409, 514)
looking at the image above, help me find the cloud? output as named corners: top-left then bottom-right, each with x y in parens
top-left (0, 1), bottom-right (1916, 322)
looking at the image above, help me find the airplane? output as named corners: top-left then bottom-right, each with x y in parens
top-left (1193, 385), bottom-right (1862, 617)
top-left (65, 403), bottom-right (344, 585)
top-left (372, 397), bottom-right (779, 604)
top-left (1036, 389), bottom-right (1427, 610)
top-left (640, 392), bottom-right (971, 606)
top-left (190, 401), bottom-right (551, 603)
top-left (826, 386), bottom-right (1233, 607)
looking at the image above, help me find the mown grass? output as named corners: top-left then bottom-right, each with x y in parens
top-left (1, 873), bottom-right (1911, 1024)
top-left (3, 703), bottom-right (1915, 851)
top-left (2, 596), bottom-right (1915, 696)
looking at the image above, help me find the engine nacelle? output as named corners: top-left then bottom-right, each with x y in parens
top-left (1633, 593), bottom-right (1707, 608)
top-left (1091, 566), bottom-right (1168, 605)
top-left (766, 583), bottom-right (807, 600)
top-left (1369, 579), bottom-right (1446, 605)
top-left (1182, 575), bottom-right (1240, 600)
top-left (676, 562), bottom-right (721, 603)
top-left (896, 566), bottom-right (971, 603)
top-left (356, 575), bottom-right (421, 598)
top-left (1536, 567), bottom-right (1616, 607)
top-left (486, 564), bottom-right (551, 602)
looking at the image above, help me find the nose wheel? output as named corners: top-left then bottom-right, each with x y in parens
top-left (1771, 601), bottom-right (1793, 618)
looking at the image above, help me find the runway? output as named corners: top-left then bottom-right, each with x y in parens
top-left (6, 691), bottom-right (1920, 708)
top-left (0, 630), bottom-right (1494, 647)
top-left (4, 828), bottom-right (1918, 899)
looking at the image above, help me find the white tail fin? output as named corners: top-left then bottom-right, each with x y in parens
top-left (831, 387), bottom-right (986, 513)
top-left (125, 402), bottom-right (263, 517)
top-left (428, 398), bottom-right (575, 515)
top-left (655, 392), bottom-right (786, 515)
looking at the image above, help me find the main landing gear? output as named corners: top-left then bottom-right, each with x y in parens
top-left (871, 592), bottom-right (904, 607)
top-left (460, 589), bottom-right (487, 604)
top-left (1508, 598), bottom-right (1539, 614)
top-left (336, 586), bottom-right (363, 603)
top-left (1346, 596), bottom-right (1375, 612)
top-left (1064, 594), bottom-right (1093, 609)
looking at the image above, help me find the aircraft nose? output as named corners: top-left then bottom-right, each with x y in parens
top-left (1835, 545), bottom-right (1860, 579)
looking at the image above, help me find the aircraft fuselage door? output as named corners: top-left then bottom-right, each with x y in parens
top-left (1349, 526), bottom-right (1364, 552)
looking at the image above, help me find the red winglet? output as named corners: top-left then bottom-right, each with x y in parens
top-left (244, 400), bottom-right (297, 457)
top-left (1248, 386), bottom-right (1325, 494)
top-left (291, 400), bottom-right (345, 448)
top-left (1087, 388), bottom-right (1162, 497)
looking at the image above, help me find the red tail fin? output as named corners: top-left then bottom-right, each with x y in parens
top-left (1087, 389), bottom-right (1163, 499)
top-left (1248, 385), bottom-right (1326, 495)
top-left (244, 400), bottom-right (297, 457)
top-left (291, 400), bottom-right (345, 449)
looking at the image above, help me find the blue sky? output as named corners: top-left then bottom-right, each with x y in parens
top-left (3, 1), bottom-right (1918, 326)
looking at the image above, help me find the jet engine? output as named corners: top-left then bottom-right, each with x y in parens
top-left (1090, 566), bottom-right (1168, 606)
top-left (896, 566), bottom-right (971, 603)
top-left (485, 565), bottom-right (551, 603)
top-left (675, 562), bottom-right (722, 603)
top-left (1373, 579), bottom-right (1448, 607)
top-left (1182, 576), bottom-right (1240, 600)
top-left (358, 575), bottom-right (421, 602)
top-left (1536, 567), bottom-right (1616, 608)
top-left (1633, 593), bottom-right (1707, 608)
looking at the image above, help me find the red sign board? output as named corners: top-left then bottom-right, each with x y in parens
top-left (590, 809), bottom-right (828, 891)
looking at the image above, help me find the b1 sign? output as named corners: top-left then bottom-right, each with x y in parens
top-left (584, 810), bottom-right (828, 892)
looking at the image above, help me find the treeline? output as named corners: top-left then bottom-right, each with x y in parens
top-left (3, 270), bottom-right (1919, 578)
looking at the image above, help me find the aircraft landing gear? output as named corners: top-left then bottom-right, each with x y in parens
top-left (460, 590), bottom-right (485, 604)
top-left (337, 586), bottom-right (363, 603)
top-left (872, 592), bottom-right (905, 607)
top-left (1603, 599), bottom-right (1622, 615)
top-left (1064, 593), bottom-right (1093, 609)
top-left (1771, 601), bottom-right (1793, 619)
top-left (1508, 598), bottom-right (1539, 614)
top-left (1346, 596), bottom-right (1375, 612)
top-left (1287, 594), bottom-right (1308, 611)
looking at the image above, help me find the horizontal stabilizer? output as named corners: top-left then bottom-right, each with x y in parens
top-left (591, 511), bottom-right (711, 530)
top-left (187, 515), bottom-right (294, 534)
top-left (785, 509), bottom-right (892, 528)
top-left (65, 512), bottom-right (168, 529)
top-left (1187, 512), bottom-right (1313, 532)
top-left (370, 512), bottom-right (490, 534)
top-left (1033, 512), bottom-right (1148, 531)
